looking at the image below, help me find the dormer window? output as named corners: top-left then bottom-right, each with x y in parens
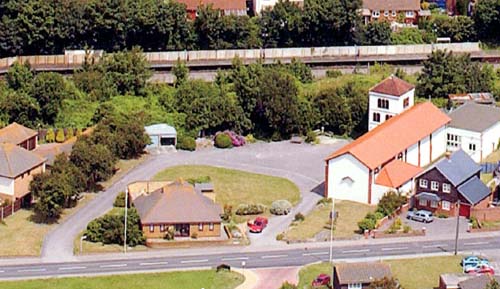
top-left (405, 11), bottom-right (414, 17)
top-left (372, 10), bottom-right (380, 18)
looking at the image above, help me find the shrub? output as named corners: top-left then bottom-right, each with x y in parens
top-left (214, 133), bottom-right (233, 149)
top-left (45, 128), bottom-right (55, 143)
top-left (437, 213), bottom-right (448, 219)
top-left (270, 200), bottom-right (292, 215)
top-left (276, 233), bottom-right (285, 241)
top-left (76, 128), bottom-right (83, 136)
top-left (403, 225), bottom-right (411, 233)
top-left (221, 204), bottom-right (233, 222)
top-left (317, 198), bottom-right (332, 206)
top-left (376, 191), bottom-right (407, 216)
top-left (55, 129), bottom-right (65, 143)
top-left (279, 282), bottom-right (298, 289)
top-left (187, 176), bottom-right (211, 184)
top-left (358, 218), bottom-right (376, 232)
top-left (305, 131), bottom-right (317, 144)
top-left (176, 135), bottom-right (196, 151)
top-left (0, 198), bottom-right (11, 208)
top-left (191, 232), bottom-right (198, 239)
top-left (245, 134), bottom-right (257, 144)
top-left (326, 69), bottom-right (342, 78)
top-left (235, 203), bottom-right (266, 215)
top-left (374, 212), bottom-right (385, 221)
top-left (113, 192), bottom-right (126, 207)
top-left (66, 128), bottom-right (74, 139)
top-left (164, 226), bottom-right (175, 240)
top-left (294, 213), bottom-right (305, 222)
top-left (470, 216), bottom-right (480, 229)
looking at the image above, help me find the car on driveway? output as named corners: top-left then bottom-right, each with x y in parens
top-left (464, 263), bottom-right (495, 275)
top-left (247, 217), bottom-right (268, 233)
top-left (407, 210), bottom-right (434, 223)
top-left (462, 256), bottom-right (489, 268)
top-left (312, 274), bottom-right (331, 287)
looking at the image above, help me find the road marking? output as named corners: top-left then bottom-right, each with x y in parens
top-left (18, 268), bottom-right (46, 273)
top-left (181, 259), bottom-right (209, 264)
top-left (423, 244), bottom-right (447, 248)
top-left (464, 241), bottom-right (489, 246)
top-left (0, 271), bottom-right (4, 273)
top-left (139, 262), bottom-right (169, 266)
top-left (221, 257), bottom-right (249, 261)
top-left (303, 252), bottom-right (329, 256)
top-left (341, 249), bottom-right (370, 254)
top-left (100, 264), bottom-right (127, 268)
top-left (261, 254), bottom-right (288, 259)
top-left (381, 247), bottom-right (409, 251)
top-left (58, 266), bottom-right (87, 271)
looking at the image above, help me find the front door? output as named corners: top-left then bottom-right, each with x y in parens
top-left (175, 224), bottom-right (190, 237)
top-left (459, 203), bottom-right (471, 218)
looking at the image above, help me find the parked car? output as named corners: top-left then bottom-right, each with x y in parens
top-left (407, 210), bottom-right (434, 223)
top-left (247, 217), bottom-right (268, 233)
top-left (464, 263), bottom-right (495, 275)
top-left (312, 274), bottom-right (331, 287)
top-left (462, 256), bottom-right (489, 268)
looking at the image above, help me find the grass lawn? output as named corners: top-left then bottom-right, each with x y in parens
top-left (481, 173), bottom-right (494, 185)
top-left (285, 203), bottom-right (331, 241)
top-left (153, 165), bottom-right (300, 221)
top-left (101, 155), bottom-right (149, 189)
top-left (334, 200), bottom-right (376, 238)
top-left (297, 256), bottom-right (462, 289)
top-left (483, 149), bottom-right (500, 163)
top-left (0, 193), bottom-right (96, 256)
top-left (0, 270), bottom-right (244, 289)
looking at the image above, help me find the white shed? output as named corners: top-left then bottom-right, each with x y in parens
top-left (145, 124), bottom-right (177, 149)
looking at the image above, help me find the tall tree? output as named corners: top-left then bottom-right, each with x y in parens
top-left (361, 22), bottom-right (392, 45)
top-left (260, 0), bottom-right (303, 48)
top-left (31, 72), bottom-right (67, 125)
top-left (5, 61), bottom-right (34, 91)
top-left (473, 0), bottom-right (500, 42)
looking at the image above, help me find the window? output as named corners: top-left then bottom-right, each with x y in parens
top-left (419, 179), bottom-right (428, 188)
top-left (348, 283), bottom-right (362, 289)
top-left (403, 97), bottom-right (410, 108)
top-left (384, 10), bottom-right (389, 17)
top-left (397, 152), bottom-right (404, 160)
top-left (385, 114), bottom-right (393, 121)
top-left (374, 168), bottom-right (380, 174)
top-left (377, 98), bottom-right (389, 109)
top-left (373, 112), bottom-right (381, 123)
top-left (469, 143), bottom-right (476, 152)
top-left (198, 223), bottom-right (203, 231)
top-left (392, 10), bottom-right (397, 17)
top-left (431, 181), bottom-right (439, 191)
top-left (149, 225), bottom-right (154, 232)
top-left (419, 198), bottom-right (427, 206)
top-left (372, 10), bottom-right (380, 18)
top-left (447, 134), bottom-right (461, 148)
top-left (209, 223), bottom-right (214, 231)
top-left (405, 11), bottom-right (414, 17)
top-left (442, 183), bottom-right (451, 193)
top-left (431, 200), bottom-right (438, 208)
top-left (160, 224), bottom-right (165, 232)
top-left (442, 201), bottom-right (451, 211)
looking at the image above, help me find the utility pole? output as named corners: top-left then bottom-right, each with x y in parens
top-left (454, 200), bottom-right (460, 255)
top-left (329, 197), bottom-right (335, 289)
top-left (124, 189), bottom-right (128, 253)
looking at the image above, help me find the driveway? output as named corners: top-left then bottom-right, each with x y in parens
top-left (41, 140), bottom-right (347, 262)
top-left (403, 216), bottom-right (469, 237)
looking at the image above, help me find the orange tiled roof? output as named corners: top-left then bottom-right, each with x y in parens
top-left (375, 159), bottom-right (422, 188)
top-left (370, 76), bottom-right (415, 97)
top-left (325, 102), bottom-right (451, 170)
top-left (0, 122), bottom-right (37, 145)
top-left (177, 0), bottom-right (246, 10)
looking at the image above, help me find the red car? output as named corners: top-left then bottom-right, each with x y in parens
top-left (464, 264), bottom-right (495, 275)
top-left (247, 217), bottom-right (268, 233)
top-left (312, 274), bottom-right (331, 287)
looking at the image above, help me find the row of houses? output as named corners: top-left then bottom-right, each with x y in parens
top-left (325, 75), bottom-right (499, 218)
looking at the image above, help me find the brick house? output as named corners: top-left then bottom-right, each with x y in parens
top-left (414, 150), bottom-right (491, 218)
top-left (0, 122), bottom-right (38, 151)
top-left (334, 262), bottom-right (393, 289)
top-left (361, 0), bottom-right (426, 25)
top-left (131, 179), bottom-right (222, 239)
top-left (176, 0), bottom-right (247, 19)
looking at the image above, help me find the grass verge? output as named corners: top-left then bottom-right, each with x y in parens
top-left (101, 155), bottom-right (149, 189)
top-left (334, 200), bottom-right (376, 238)
top-left (0, 270), bottom-right (244, 289)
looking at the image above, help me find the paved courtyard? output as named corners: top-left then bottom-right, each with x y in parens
top-left (404, 216), bottom-right (469, 237)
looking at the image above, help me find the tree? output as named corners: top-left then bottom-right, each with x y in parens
top-left (30, 173), bottom-right (71, 222)
top-left (369, 277), bottom-right (402, 289)
top-left (51, 153), bottom-right (86, 198)
top-left (313, 86), bottom-right (352, 135)
top-left (172, 59), bottom-right (189, 88)
top-left (31, 72), bottom-right (67, 125)
top-left (377, 191), bottom-right (407, 217)
top-left (260, 0), bottom-right (303, 48)
top-left (55, 129), bottom-right (65, 143)
top-left (5, 61), bottom-right (33, 91)
top-left (473, 0), bottom-right (500, 42)
top-left (431, 15), bottom-right (476, 42)
top-left (0, 90), bottom-right (40, 128)
top-left (391, 29), bottom-right (428, 45)
top-left (45, 128), bottom-right (55, 143)
top-left (85, 208), bottom-right (145, 246)
top-left (361, 22), bottom-right (392, 45)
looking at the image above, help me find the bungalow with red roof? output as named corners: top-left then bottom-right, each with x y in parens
top-left (325, 102), bottom-right (451, 204)
top-left (176, 0), bottom-right (247, 19)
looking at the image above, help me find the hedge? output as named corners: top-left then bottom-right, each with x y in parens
top-left (235, 203), bottom-right (266, 215)
top-left (214, 133), bottom-right (233, 149)
top-left (270, 200), bottom-right (292, 215)
top-left (176, 135), bottom-right (196, 151)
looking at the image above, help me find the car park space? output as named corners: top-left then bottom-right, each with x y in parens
top-left (404, 215), bottom-right (469, 237)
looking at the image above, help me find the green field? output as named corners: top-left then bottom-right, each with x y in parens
top-left (0, 270), bottom-right (244, 289)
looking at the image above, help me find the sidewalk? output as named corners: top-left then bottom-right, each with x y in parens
top-left (234, 267), bottom-right (300, 289)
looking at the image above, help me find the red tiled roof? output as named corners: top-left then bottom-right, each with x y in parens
top-left (176, 0), bottom-right (246, 10)
top-left (363, 0), bottom-right (420, 11)
top-left (325, 102), bottom-right (451, 170)
top-left (375, 160), bottom-right (422, 188)
top-left (0, 122), bottom-right (37, 145)
top-left (370, 76), bottom-right (415, 97)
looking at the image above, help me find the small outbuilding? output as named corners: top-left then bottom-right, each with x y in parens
top-left (145, 124), bottom-right (177, 149)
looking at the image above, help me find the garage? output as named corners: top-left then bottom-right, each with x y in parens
top-left (145, 124), bottom-right (177, 149)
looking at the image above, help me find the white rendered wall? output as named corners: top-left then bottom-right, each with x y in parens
top-left (482, 122), bottom-right (500, 161)
top-left (406, 142), bottom-right (420, 166)
top-left (0, 176), bottom-right (14, 196)
top-left (368, 89), bottom-right (415, 131)
top-left (447, 127), bottom-right (481, 163)
top-left (328, 154), bottom-right (370, 204)
top-left (432, 126), bottom-right (447, 161)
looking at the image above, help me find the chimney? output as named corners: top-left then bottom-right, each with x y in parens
top-left (445, 151), bottom-right (452, 160)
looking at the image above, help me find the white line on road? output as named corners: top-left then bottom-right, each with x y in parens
top-left (303, 252), bottom-right (329, 256)
top-left (181, 259), bottom-right (209, 264)
top-left (381, 247), bottom-right (409, 251)
top-left (100, 264), bottom-right (127, 268)
top-left (0, 270), bottom-right (5, 273)
top-left (139, 262), bottom-right (169, 266)
top-left (422, 244), bottom-right (447, 249)
top-left (221, 257), bottom-right (249, 261)
top-left (341, 249), bottom-right (370, 254)
top-left (58, 266), bottom-right (87, 271)
top-left (18, 268), bottom-right (47, 273)
top-left (261, 255), bottom-right (288, 259)
top-left (464, 242), bottom-right (489, 246)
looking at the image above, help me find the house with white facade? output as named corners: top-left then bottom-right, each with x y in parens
top-left (325, 102), bottom-right (451, 204)
top-left (253, 0), bottom-right (303, 14)
top-left (447, 102), bottom-right (500, 163)
top-left (368, 75), bottom-right (415, 131)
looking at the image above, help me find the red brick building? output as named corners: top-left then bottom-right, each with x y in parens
top-left (361, 0), bottom-right (427, 25)
top-left (176, 0), bottom-right (247, 19)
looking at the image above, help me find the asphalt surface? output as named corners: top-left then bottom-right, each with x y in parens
top-left (3, 236), bottom-right (500, 280)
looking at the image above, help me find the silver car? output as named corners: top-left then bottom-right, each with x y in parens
top-left (407, 210), bottom-right (434, 223)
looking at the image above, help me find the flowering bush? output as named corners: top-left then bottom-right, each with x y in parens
top-left (215, 131), bottom-right (246, 147)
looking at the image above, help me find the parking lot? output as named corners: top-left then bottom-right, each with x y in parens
top-left (403, 215), bottom-right (469, 237)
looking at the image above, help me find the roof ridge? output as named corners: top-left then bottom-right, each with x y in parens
top-left (0, 144), bottom-right (14, 176)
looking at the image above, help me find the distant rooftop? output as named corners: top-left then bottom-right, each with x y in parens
top-left (449, 102), bottom-right (500, 132)
top-left (0, 122), bottom-right (37, 145)
top-left (145, 124), bottom-right (177, 136)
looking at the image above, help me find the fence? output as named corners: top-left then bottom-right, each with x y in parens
top-left (0, 42), bottom-right (482, 72)
top-left (480, 162), bottom-right (499, 174)
top-left (0, 199), bottom-right (22, 221)
top-left (470, 206), bottom-right (500, 222)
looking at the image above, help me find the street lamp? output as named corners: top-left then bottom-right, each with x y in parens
top-left (80, 235), bottom-right (87, 254)
top-left (124, 188), bottom-right (128, 253)
top-left (454, 200), bottom-right (461, 255)
top-left (329, 197), bottom-right (335, 263)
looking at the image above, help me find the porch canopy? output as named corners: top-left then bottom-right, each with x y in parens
top-left (416, 192), bottom-right (441, 202)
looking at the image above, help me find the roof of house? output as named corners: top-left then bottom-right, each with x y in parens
top-left (432, 150), bottom-right (480, 187)
top-left (34, 142), bottom-right (74, 166)
top-left (0, 143), bottom-right (45, 178)
top-left (176, 0), bottom-right (247, 11)
top-left (457, 176), bottom-right (491, 205)
top-left (375, 160), bottom-right (423, 188)
top-left (145, 124), bottom-right (177, 136)
top-left (363, 0), bottom-right (420, 12)
top-left (448, 102), bottom-right (500, 132)
top-left (326, 102), bottom-right (451, 170)
top-left (335, 262), bottom-right (392, 284)
top-left (194, 182), bottom-right (214, 193)
top-left (449, 92), bottom-right (494, 104)
top-left (133, 179), bottom-right (222, 224)
top-left (0, 122), bottom-right (37, 145)
top-left (458, 274), bottom-right (500, 289)
top-left (369, 76), bottom-right (415, 97)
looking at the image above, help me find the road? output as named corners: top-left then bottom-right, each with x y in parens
top-left (3, 235), bottom-right (500, 280)
top-left (41, 141), bottom-right (347, 262)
